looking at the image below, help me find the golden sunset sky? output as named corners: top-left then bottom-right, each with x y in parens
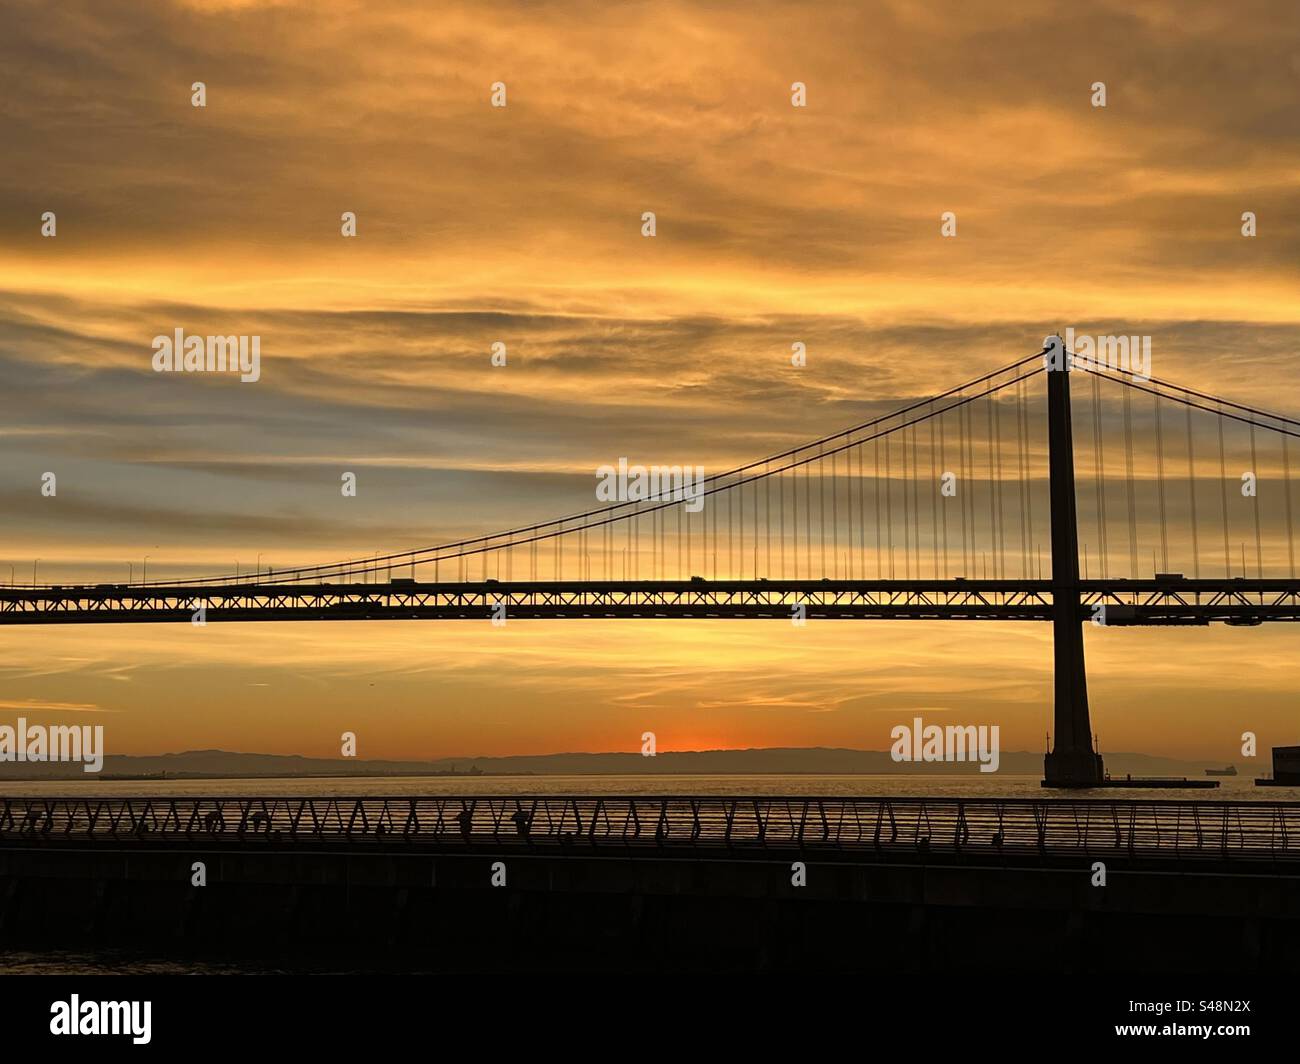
top-left (1, 0), bottom-right (1298, 760)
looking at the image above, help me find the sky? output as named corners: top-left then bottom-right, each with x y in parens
top-left (1, 0), bottom-right (1299, 761)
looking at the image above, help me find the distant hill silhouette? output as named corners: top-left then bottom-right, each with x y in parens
top-left (0, 746), bottom-right (1237, 780)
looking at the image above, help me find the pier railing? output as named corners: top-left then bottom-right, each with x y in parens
top-left (2, 795), bottom-right (1299, 864)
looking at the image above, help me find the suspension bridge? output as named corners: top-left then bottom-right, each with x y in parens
top-left (5, 339), bottom-right (1300, 787)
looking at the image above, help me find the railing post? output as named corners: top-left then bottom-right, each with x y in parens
top-left (1043, 336), bottom-right (1106, 787)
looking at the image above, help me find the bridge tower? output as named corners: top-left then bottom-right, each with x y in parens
top-left (1043, 338), bottom-right (1105, 787)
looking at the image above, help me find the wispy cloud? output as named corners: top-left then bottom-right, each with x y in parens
top-left (0, 698), bottom-right (115, 714)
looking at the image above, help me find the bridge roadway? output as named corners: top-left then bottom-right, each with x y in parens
top-left (3, 577), bottom-right (1300, 624)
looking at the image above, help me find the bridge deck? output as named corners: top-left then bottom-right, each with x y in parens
top-left (3, 578), bottom-right (1300, 624)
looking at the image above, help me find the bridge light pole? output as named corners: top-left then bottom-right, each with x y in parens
top-left (1043, 336), bottom-right (1105, 787)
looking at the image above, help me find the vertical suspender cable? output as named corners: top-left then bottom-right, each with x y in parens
top-left (805, 458), bottom-right (812, 580)
top-left (1185, 403), bottom-right (1199, 579)
top-left (831, 451), bottom-right (839, 580)
top-left (911, 421), bottom-right (921, 581)
top-left (842, 439), bottom-right (852, 577)
top-left (1016, 378), bottom-right (1028, 578)
top-left (1250, 421), bottom-right (1263, 577)
top-left (1154, 391), bottom-right (1169, 572)
top-left (1218, 401), bottom-right (1231, 577)
top-left (788, 468), bottom-right (795, 581)
top-left (1091, 371), bottom-right (1108, 579)
top-left (844, 442), bottom-right (852, 581)
top-left (1122, 387), bottom-right (1137, 578)
top-left (764, 466), bottom-right (770, 579)
top-left (654, 507), bottom-right (660, 580)
top-left (902, 425), bottom-right (910, 579)
top-left (819, 445), bottom-right (826, 578)
top-left (940, 404), bottom-right (950, 577)
top-left (855, 443), bottom-right (864, 578)
top-left (858, 442), bottom-right (866, 578)
top-left (710, 484), bottom-right (716, 579)
top-left (930, 407), bottom-right (938, 579)
top-left (992, 389), bottom-right (1006, 580)
top-left (1284, 432), bottom-right (1296, 578)
top-left (1025, 377), bottom-right (1036, 574)
top-left (779, 465), bottom-right (786, 580)
top-left (874, 439), bottom-right (881, 578)
top-left (968, 395), bottom-right (979, 577)
top-left (885, 431), bottom-right (894, 579)
top-left (986, 395), bottom-right (998, 579)
top-left (959, 396), bottom-right (970, 576)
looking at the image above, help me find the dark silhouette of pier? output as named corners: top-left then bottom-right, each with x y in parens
top-left (3, 793), bottom-right (1299, 973)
